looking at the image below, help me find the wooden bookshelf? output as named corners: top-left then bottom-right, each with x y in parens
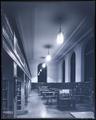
top-left (16, 81), bottom-right (22, 110)
top-left (2, 79), bottom-right (8, 111)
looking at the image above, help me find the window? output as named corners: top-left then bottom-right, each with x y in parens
top-left (70, 52), bottom-right (76, 83)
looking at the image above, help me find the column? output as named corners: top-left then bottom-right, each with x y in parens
top-left (75, 45), bottom-right (82, 82)
top-left (65, 54), bottom-right (71, 83)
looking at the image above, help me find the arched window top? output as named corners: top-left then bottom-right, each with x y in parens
top-left (70, 51), bottom-right (76, 60)
top-left (38, 63), bottom-right (43, 69)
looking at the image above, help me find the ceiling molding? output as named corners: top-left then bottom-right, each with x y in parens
top-left (55, 27), bottom-right (93, 62)
top-left (52, 17), bottom-right (87, 60)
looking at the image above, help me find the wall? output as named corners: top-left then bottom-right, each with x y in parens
top-left (47, 61), bottom-right (59, 83)
top-left (31, 61), bottom-right (38, 83)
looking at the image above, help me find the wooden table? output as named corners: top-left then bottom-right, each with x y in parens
top-left (42, 91), bottom-right (58, 104)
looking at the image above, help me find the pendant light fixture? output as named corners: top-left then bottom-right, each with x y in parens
top-left (56, 23), bottom-right (64, 45)
top-left (42, 63), bottom-right (46, 68)
top-left (46, 48), bottom-right (51, 62)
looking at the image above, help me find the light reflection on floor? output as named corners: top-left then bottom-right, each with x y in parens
top-left (70, 112), bottom-right (94, 119)
top-left (17, 91), bottom-right (94, 118)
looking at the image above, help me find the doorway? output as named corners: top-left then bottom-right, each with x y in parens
top-left (38, 63), bottom-right (47, 83)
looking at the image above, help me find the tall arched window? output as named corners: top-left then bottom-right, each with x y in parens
top-left (62, 60), bottom-right (65, 83)
top-left (38, 63), bottom-right (47, 83)
top-left (84, 39), bottom-right (95, 82)
top-left (70, 52), bottom-right (76, 83)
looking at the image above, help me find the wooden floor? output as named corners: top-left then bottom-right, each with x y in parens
top-left (17, 91), bottom-right (94, 118)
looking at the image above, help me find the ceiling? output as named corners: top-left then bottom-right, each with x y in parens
top-left (1, 1), bottom-right (95, 73)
